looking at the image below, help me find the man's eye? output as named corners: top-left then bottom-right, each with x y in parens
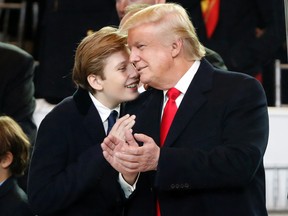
top-left (137, 44), bottom-right (145, 49)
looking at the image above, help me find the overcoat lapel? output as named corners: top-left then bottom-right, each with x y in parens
top-left (73, 88), bottom-right (106, 144)
top-left (83, 105), bottom-right (106, 144)
top-left (164, 60), bottom-right (214, 147)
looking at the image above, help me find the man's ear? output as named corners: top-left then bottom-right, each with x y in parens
top-left (0, 152), bottom-right (13, 169)
top-left (87, 74), bottom-right (104, 91)
top-left (171, 38), bottom-right (183, 58)
top-left (157, 0), bottom-right (166, 3)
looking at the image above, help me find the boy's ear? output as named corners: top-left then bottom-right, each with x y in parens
top-left (87, 74), bottom-right (104, 91)
top-left (0, 152), bottom-right (13, 169)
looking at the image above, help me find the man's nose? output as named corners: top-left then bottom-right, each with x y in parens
top-left (129, 48), bottom-right (140, 64)
top-left (128, 63), bottom-right (139, 77)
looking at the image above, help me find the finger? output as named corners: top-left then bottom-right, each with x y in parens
top-left (134, 133), bottom-right (154, 144)
top-left (115, 155), bottom-right (141, 171)
top-left (125, 130), bottom-right (139, 147)
top-left (112, 114), bottom-right (132, 130)
top-left (101, 136), bottom-right (116, 150)
top-left (124, 119), bottom-right (135, 130)
top-left (110, 115), bottom-right (136, 139)
top-left (115, 117), bottom-right (135, 138)
top-left (101, 141), bottom-right (114, 152)
top-left (116, 115), bottom-right (136, 131)
top-left (102, 151), bottom-right (111, 162)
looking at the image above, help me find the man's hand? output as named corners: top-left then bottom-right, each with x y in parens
top-left (101, 130), bottom-right (160, 175)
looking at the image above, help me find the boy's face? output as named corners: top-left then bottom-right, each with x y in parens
top-left (95, 50), bottom-right (139, 108)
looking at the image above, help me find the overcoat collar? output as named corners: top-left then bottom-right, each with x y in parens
top-left (73, 88), bottom-right (106, 142)
top-left (163, 59), bottom-right (214, 147)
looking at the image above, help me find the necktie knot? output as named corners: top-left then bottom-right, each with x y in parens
top-left (107, 110), bottom-right (118, 134)
top-left (167, 88), bottom-right (181, 101)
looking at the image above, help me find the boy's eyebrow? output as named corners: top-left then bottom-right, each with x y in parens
top-left (115, 59), bottom-right (129, 69)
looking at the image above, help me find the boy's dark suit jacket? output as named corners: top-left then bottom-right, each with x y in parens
top-left (0, 177), bottom-right (34, 216)
top-left (0, 42), bottom-right (36, 143)
top-left (123, 59), bottom-right (269, 216)
top-left (28, 88), bottom-right (125, 216)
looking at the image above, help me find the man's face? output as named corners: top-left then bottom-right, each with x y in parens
top-left (127, 23), bottom-right (175, 90)
top-left (115, 0), bottom-right (158, 20)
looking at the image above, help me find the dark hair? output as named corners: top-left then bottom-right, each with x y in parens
top-left (0, 115), bottom-right (31, 176)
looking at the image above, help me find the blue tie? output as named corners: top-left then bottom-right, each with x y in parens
top-left (107, 110), bottom-right (118, 134)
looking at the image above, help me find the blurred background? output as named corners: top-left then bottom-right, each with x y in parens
top-left (1, 0), bottom-right (288, 215)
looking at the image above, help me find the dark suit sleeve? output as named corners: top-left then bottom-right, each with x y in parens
top-left (156, 76), bottom-right (268, 190)
top-left (1, 47), bottom-right (37, 144)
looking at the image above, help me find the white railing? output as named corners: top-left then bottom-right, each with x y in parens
top-left (265, 166), bottom-right (288, 213)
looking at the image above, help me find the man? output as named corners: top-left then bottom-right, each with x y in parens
top-left (0, 42), bottom-right (36, 145)
top-left (115, 0), bottom-right (227, 71)
top-left (28, 27), bottom-right (139, 215)
top-left (0, 115), bottom-right (34, 216)
top-left (101, 3), bottom-right (269, 216)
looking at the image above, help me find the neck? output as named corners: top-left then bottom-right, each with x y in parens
top-left (161, 59), bottom-right (194, 90)
top-left (0, 170), bottom-right (11, 183)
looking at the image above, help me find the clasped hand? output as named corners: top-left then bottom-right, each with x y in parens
top-left (101, 114), bottom-right (160, 184)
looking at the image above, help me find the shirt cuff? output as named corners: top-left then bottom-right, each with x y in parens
top-left (118, 172), bottom-right (140, 198)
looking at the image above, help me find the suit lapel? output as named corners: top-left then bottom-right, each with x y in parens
top-left (164, 60), bottom-right (214, 147)
top-left (73, 88), bottom-right (106, 143)
top-left (83, 105), bottom-right (106, 144)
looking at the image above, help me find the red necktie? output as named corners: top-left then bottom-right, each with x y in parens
top-left (201, 0), bottom-right (220, 38)
top-left (160, 88), bottom-right (181, 146)
top-left (157, 88), bottom-right (181, 216)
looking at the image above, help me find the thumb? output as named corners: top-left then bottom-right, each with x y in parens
top-left (125, 130), bottom-right (139, 147)
top-left (133, 133), bottom-right (154, 145)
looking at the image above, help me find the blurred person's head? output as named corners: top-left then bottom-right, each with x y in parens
top-left (116, 0), bottom-right (165, 20)
top-left (0, 116), bottom-right (31, 181)
top-left (72, 26), bottom-right (139, 109)
top-left (120, 3), bottom-right (205, 90)
top-left (119, 3), bottom-right (151, 27)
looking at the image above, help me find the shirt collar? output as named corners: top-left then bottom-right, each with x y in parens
top-left (163, 60), bottom-right (200, 96)
top-left (89, 92), bottom-right (120, 122)
top-left (0, 179), bottom-right (6, 186)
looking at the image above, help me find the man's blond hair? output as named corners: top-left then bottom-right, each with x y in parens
top-left (120, 3), bottom-right (206, 60)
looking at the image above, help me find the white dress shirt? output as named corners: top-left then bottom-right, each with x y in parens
top-left (89, 92), bottom-right (120, 134)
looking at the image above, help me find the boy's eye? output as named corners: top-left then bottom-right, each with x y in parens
top-left (118, 66), bottom-right (127, 71)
